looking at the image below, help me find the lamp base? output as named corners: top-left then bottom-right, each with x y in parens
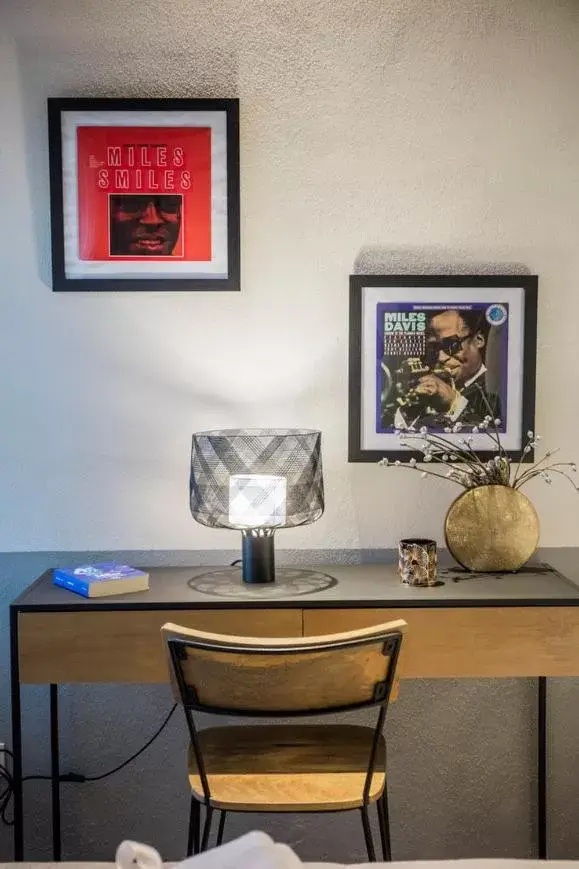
top-left (242, 534), bottom-right (275, 583)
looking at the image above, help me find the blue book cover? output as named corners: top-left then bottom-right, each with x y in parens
top-left (53, 562), bottom-right (149, 598)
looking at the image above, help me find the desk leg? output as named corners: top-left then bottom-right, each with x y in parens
top-left (538, 676), bottom-right (547, 860)
top-left (10, 608), bottom-right (23, 860)
top-left (50, 685), bottom-right (61, 861)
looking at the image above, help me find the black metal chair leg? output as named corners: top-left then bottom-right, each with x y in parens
top-left (377, 790), bottom-right (392, 861)
top-left (187, 796), bottom-right (200, 856)
top-left (200, 805), bottom-right (214, 852)
top-left (360, 805), bottom-right (376, 862)
top-left (216, 810), bottom-right (227, 846)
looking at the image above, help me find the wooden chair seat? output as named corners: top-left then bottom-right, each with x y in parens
top-left (188, 724), bottom-right (386, 812)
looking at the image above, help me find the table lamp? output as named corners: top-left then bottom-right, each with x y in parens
top-left (190, 429), bottom-right (324, 584)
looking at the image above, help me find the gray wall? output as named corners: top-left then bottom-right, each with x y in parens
top-left (2, 0), bottom-right (579, 556)
top-left (2, 548), bottom-right (578, 863)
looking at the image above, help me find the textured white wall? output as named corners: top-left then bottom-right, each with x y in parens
top-left (2, 0), bottom-right (579, 552)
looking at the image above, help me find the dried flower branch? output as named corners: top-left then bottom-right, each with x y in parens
top-left (380, 387), bottom-right (578, 494)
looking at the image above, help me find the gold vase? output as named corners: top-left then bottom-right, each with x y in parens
top-left (444, 484), bottom-right (540, 572)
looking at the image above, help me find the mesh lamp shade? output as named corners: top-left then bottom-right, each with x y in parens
top-left (190, 429), bottom-right (324, 583)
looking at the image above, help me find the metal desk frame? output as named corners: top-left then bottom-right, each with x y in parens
top-left (11, 562), bottom-right (579, 861)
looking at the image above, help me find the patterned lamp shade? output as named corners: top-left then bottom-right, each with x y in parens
top-left (190, 429), bottom-right (324, 531)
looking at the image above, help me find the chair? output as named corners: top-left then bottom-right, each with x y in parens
top-left (161, 618), bottom-right (407, 862)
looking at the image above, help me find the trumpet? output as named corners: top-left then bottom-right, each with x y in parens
top-left (393, 358), bottom-right (455, 410)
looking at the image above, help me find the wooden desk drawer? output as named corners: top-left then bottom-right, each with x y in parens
top-left (303, 607), bottom-right (579, 678)
top-left (18, 609), bottom-right (302, 683)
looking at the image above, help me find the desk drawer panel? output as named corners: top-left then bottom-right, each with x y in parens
top-left (303, 607), bottom-right (579, 678)
top-left (18, 609), bottom-right (302, 684)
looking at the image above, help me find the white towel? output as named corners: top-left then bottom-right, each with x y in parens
top-left (116, 832), bottom-right (304, 869)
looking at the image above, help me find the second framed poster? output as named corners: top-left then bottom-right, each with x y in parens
top-left (349, 274), bottom-right (538, 462)
top-left (48, 97), bottom-right (240, 292)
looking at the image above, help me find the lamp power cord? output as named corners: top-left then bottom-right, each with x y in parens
top-left (0, 703), bottom-right (177, 826)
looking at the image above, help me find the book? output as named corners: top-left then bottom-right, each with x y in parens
top-left (53, 562), bottom-right (150, 598)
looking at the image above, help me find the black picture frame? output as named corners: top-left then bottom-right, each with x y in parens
top-left (48, 97), bottom-right (240, 292)
top-left (348, 274), bottom-right (538, 463)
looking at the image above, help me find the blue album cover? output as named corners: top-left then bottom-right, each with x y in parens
top-left (376, 301), bottom-right (509, 434)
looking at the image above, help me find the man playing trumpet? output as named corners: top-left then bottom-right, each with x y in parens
top-left (381, 309), bottom-right (501, 431)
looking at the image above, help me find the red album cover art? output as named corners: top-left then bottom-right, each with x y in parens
top-left (76, 126), bottom-right (212, 261)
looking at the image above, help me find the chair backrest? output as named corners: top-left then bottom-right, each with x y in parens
top-left (161, 620), bottom-right (407, 716)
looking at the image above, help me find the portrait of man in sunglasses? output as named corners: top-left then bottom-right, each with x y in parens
top-left (384, 308), bottom-right (501, 431)
top-left (109, 195), bottom-right (182, 257)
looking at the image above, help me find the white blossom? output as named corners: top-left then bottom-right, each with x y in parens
top-left (380, 408), bottom-right (575, 497)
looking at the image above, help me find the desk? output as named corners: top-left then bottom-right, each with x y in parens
top-left (11, 562), bottom-right (579, 862)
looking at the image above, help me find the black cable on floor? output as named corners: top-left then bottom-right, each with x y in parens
top-left (0, 703), bottom-right (177, 825)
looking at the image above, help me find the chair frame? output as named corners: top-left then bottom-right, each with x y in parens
top-left (167, 628), bottom-right (404, 862)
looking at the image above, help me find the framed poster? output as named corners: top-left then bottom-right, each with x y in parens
top-left (48, 98), bottom-right (240, 292)
top-left (349, 274), bottom-right (538, 462)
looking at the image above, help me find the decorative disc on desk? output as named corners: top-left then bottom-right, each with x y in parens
top-left (439, 563), bottom-right (561, 582)
top-left (188, 567), bottom-right (337, 598)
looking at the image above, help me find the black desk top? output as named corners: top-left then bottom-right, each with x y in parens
top-left (11, 561), bottom-right (579, 612)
